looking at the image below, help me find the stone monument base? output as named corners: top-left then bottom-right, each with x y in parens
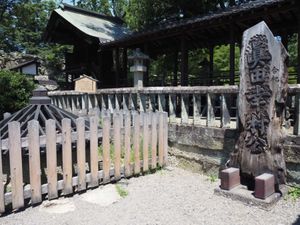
top-left (214, 184), bottom-right (288, 210)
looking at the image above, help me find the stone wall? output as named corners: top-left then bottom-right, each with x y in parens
top-left (168, 124), bottom-right (300, 184)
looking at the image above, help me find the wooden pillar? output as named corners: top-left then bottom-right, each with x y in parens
top-left (115, 48), bottom-right (120, 87)
top-left (180, 37), bottom-right (188, 86)
top-left (122, 48), bottom-right (128, 86)
top-left (173, 49), bottom-right (178, 86)
top-left (209, 45), bottom-right (214, 85)
top-left (229, 26), bottom-right (235, 85)
top-left (144, 43), bottom-right (149, 86)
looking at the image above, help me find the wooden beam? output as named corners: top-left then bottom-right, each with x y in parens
top-left (115, 48), bottom-right (120, 87)
top-left (144, 43), bottom-right (149, 87)
top-left (180, 37), bottom-right (188, 86)
top-left (122, 48), bottom-right (128, 86)
top-left (209, 45), bottom-right (214, 85)
top-left (173, 49), bottom-right (178, 86)
top-left (229, 25), bottom-right (235, 85)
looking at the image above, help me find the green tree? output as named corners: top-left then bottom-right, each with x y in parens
top-left (0, 70), bottom-right (35, 118)
top-left (77, 0), bottom-right (111, 15)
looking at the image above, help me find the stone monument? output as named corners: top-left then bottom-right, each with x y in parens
top-left (229, 21), bottom-right (288, 188)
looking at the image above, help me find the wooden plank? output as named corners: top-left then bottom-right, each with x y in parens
top-left (151, 113), bottom-right (158, 169)
top-left (89, 116), bottom-right (99, 187)
top-left (46, 119), bottom-right (57, 199)
top-left (133, 113), bottom-right (140, 174)
top-left (193, 94), bottom-right (201, 125)
top-left (28, 120), bottom-right (42, 204)
top-left (143, 113), bottom-right (149, 172)
top-left (206, 93), bottom-right (215, 127)
top-left (141, 94), bottom-right (148, 112)
top-left (163, 112), bottom-right (168, 166)
top-left (76, 117), bottom-right (86, 191)
top-left (0, 136), bottom-right (5, 213)
top-left (113, 113), bottom-right (121, 180)
top-left (108, 95), bottom-right (114, 113)
top-left (8, 122), bottom-right (24, 209)
top-left (62, 119), bottom-right (73, 195)
top-left (122, 94), bottom-right (128, 111)
top-left (158, 94), bottom-right (166, 112)
top-left (115, 94), bottom-right (120, 110)
top-left (158, 113), bottom-right (164, 167)
top-left (169, 94), bottom-right (176, 123)
top-left (1, 129), bottom-right (103, 151)
top-left (181, 94), bottom-right (189, 124)
top-left (221, 94), bottom-right (231, 128)
top-left (102, 115), bottom-right (111, 183)
top-left (124, 112), bottom-right (131, 177)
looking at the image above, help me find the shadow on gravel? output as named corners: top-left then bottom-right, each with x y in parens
top-left (292, 215), bottom-right (300, 225)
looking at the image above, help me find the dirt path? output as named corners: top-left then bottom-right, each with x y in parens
top-left (1, 164), bottom-right (299, 225)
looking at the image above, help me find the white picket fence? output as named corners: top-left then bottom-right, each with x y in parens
top-left (0, 111), bottom-right (168, 213)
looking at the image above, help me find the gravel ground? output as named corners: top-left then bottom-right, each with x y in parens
top-left (1, 158), bottom-right (300, 225)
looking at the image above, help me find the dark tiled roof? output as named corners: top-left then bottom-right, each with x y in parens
top-left (103, 0), bottom-right (294, 47)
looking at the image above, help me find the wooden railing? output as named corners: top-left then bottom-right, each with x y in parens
top-left (49, 85), bottom-right (300, 135)
top-left (0, 111), bottom-right (168, 213)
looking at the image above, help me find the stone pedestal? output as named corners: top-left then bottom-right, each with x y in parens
top-left (128, 48), bottom-right (149, 88)
top-left (220, 167), bottom-right (240, 190)
top-left (254, 173), bottom-right (275, 199)
top-left (130, 65), bottom-right (146, 88)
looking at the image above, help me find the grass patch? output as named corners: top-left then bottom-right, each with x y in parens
top-left (287, 186), bottom-right (300, 200)
top-left (207, 173), bottom-right (218, 183)
top-left (115, 184), bottom-right (128, 198)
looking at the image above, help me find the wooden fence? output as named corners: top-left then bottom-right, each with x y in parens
top-left (49, 84), bottom-right (300, 135)
top-left (0, 111), bottom-right (168, 213)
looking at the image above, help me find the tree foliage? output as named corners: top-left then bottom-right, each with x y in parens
top-left (0, 70), bottom-right (35, 117)
top-left (0, 0), bottom-right (297, 87)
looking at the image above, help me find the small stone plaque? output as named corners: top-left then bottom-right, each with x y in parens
top-left (255, 173), bottom-right (275, 199)
top-left (220, 167), bottom-right (240, 190)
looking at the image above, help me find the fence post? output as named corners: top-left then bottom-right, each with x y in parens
top-left (89, 116), bottom-right (99, 187)
top-left (158, 94), bottom-right (166, 112)
top-left (133, 113), bottom-right (141, 174)
top-left (158, 112), bottom-right (164, 167)
top-left (151, 112), bottom-right (158, 169)
top-left (122, 94), bottom-right (129, 111)
top-left (207, 93), bottom-right (215, 127)
top-left (193, 94), bottom-right (201, 125)
top-left (102, 114), bottom-right (111, 183)
top-left (76, 117), bottom-right (86, 191)
top-left (46, 119), bottom-right (57, 199)
top-left (62, 118), bottom-right (73, 195)
top-left (124, 111), bottom-right (131, 177)
top-left (221, 94), bottom-right (231, 128)
top-left (169, 94), bottom-right (176, 123)
top-left (113, 112), bottom-right (121, 180)
top-left (8, 121), bottom-right (24, 210)
top-left (181, 94), bottom-right (189, 124)
top-left (28, 120), bottom-right (42, 204)
top-left (143, 113), bottom-right (150, 172)
top-left (163, 112), bottom-right (168, 166)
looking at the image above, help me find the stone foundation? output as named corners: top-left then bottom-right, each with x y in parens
top-left (168, 123), bottom-right (300, 184)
